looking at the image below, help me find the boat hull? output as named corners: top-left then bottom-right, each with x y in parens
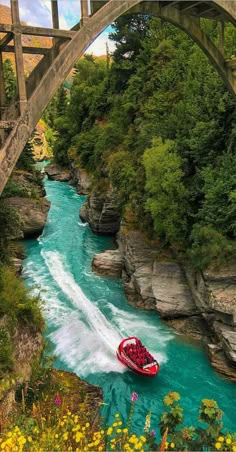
top-left (117, 336), bottom-right (160, 377)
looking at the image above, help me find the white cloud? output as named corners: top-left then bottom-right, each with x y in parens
top-left (86, 33), bottom-right (116, 56)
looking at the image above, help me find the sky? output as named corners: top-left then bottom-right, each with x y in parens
top-left (0, 0), bottom-right (115, 55)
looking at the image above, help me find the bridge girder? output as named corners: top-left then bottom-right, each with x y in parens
top-left (0, 0), bottom-right (236, 194)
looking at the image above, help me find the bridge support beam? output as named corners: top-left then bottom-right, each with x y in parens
top-left (0, 53), bottom-right (6, 147)
top-left (51, 0), bottom-right (59, 29)
top-left (10, 0), bottom-right (27, 114)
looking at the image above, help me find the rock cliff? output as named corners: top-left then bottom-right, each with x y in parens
top-left (44, 162), bottom-right (71, 182)
top-left (79, 191), bottom-right (121, 235)
top-left (6, 196), bottom-right (50, 239)
top-left (92, 226), bottom-right (236, 381)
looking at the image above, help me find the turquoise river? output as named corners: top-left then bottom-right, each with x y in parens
top-left (23, 178), bottom-right (236, 435)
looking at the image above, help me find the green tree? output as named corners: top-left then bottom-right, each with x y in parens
top-left (143, 138), bottom-right (188, 245)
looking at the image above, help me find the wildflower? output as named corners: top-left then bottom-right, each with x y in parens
top-left (63, 432), bottom-right (68, 441)
top-left (123, 428), bottom-right (128, 433)
top-left (150, 430), bottom-right (156, 436)
top-left (144, 412), bottom-right (151, 432)
top-left (85, 422), bottom-right (90, 428)
top-left (170, 443), bottom-right (175, 448)
top-left (218, 437), bottom-right (224, 442)
top-left (232, 446), bottom-right (236, 452)
top-left (75, 432), bottom-right (83, 443)
top-left (226, 438), bottom-right (232, 445)
top-left (115, 413), bottom-right (120, 418)
top-left (140, 436), bottom-right (146, 442)
top-left (117, 429), bottom-right (122, 433)
top-left (107, 427), bottom-right (113, 436)
top-left (215, 443), bottom-right (222, 450)
top-left (165, 442), bottom-right (169, 450)
top-left (54, 393), bottom-right (62, 406)
top-left (131, 392), bottom-right (139, 402)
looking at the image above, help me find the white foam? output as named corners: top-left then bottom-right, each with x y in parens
top-left (78, 221), bottom-right (88, 227)
top-left (26, 250), bottom-right (169, 376)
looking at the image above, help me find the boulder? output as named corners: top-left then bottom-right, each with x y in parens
top-left (92, 249), bottom-right (123, 277)
top-left (6, 197), bottom-right (50, 238)
top-left (44, 163), bottom-right (70, 182)
top-left (207, 344), bottom-right (236, 382)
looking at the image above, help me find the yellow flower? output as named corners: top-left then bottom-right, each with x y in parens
top-left (218, 437), bottom-right (224, 442)
top-left (140, 436), bottom-right (146, 442)
top-left (226, 438), bottom-right (232, 445)
top-left (170, 443), bottom-right (175, 449)
top-left (27, 436), bottom-right (32, 443)
top-left (232, 446), bottom-right (236, 452)
top-left (107, 427), bottom-right (113, 436)
top-left (63, 432), bottom-right (68, 441)
top-left (75, 432), bottom-right (83, 443)
top-left (165, 441), bottom-right (169, 450)
top-left (86, 422), bottom-right (90, 428)
top-left (113, 422), bottom-right (118, 427)
top-left (123, 428), bottom-right (128, 433)
top-left (117, 429), bottom-right (122, 433)
top-left (111, 446), bottom-right (115, 450)
top-left (115, 413), bottom-right (120, 418)
top-left (118, 421), bottom-right (122, 426)
top-left (215, 442), bottom-right (222, 450)
top-left (55, 434), bottom-right (58, 438)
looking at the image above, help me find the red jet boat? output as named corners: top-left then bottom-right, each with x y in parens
top-left (117, 336), bottom-right (160, 377)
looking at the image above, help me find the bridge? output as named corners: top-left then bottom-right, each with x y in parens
top-left (0, 0), bottom-right (236, 195)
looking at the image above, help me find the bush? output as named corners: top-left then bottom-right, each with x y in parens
top-left (189, 224), bottom-right (236, 270)
top-left (0, 266), bottom-right (44, 330)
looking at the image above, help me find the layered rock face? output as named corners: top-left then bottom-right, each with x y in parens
top-left (79, 191), bottom-right (121, 235)
top-left (92, 226), bottom-right (236, 381)
top-left (92, 250), bottom-right (124, 277)
top-left (6, 196), bottom-right (50, 238)
top-left (44, 162), bottom-right (70, 182)
top-left (70, 165), bottom-right (91, 194)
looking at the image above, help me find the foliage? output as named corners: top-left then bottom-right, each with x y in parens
top-left (0, 202), bottom-right (21, 264)
top-left (0, 266), bottom-right (44, 330)
top-left (16, 142), bottom-right (35, 172)
top-left (1, 391), bottom-right (236, 451)
top-left (3, 58), bottom-right (16, 103)
top-left (189, 225), bottom-right (236, 270)
top-left (143, 138), bottom-right (188, 245)
top-left (43, 16), bottom-right (236, 269)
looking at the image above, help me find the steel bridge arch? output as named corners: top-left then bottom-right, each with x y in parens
top-left (0, 0), bottom-right (236, 194)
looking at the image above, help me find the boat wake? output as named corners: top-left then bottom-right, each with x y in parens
top-left (42, 250), bottom-right (125, 376)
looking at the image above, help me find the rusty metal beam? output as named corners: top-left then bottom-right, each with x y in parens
top-left (3, 45), bottom-right (50, 55)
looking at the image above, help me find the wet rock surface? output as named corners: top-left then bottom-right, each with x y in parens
top-left (6, 196), bottom-right (50, 238)
top-left (92, 249), bottom-right (123, 277)
top-left (79, 191), bottom-right (121, 235)
top-left (45, 162), bottom-right (70, 182)
top-left (93, 224), bottom-right (236, 381)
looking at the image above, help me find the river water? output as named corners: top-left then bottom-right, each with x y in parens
top-left (23, 178), bottom-right (236, 435)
